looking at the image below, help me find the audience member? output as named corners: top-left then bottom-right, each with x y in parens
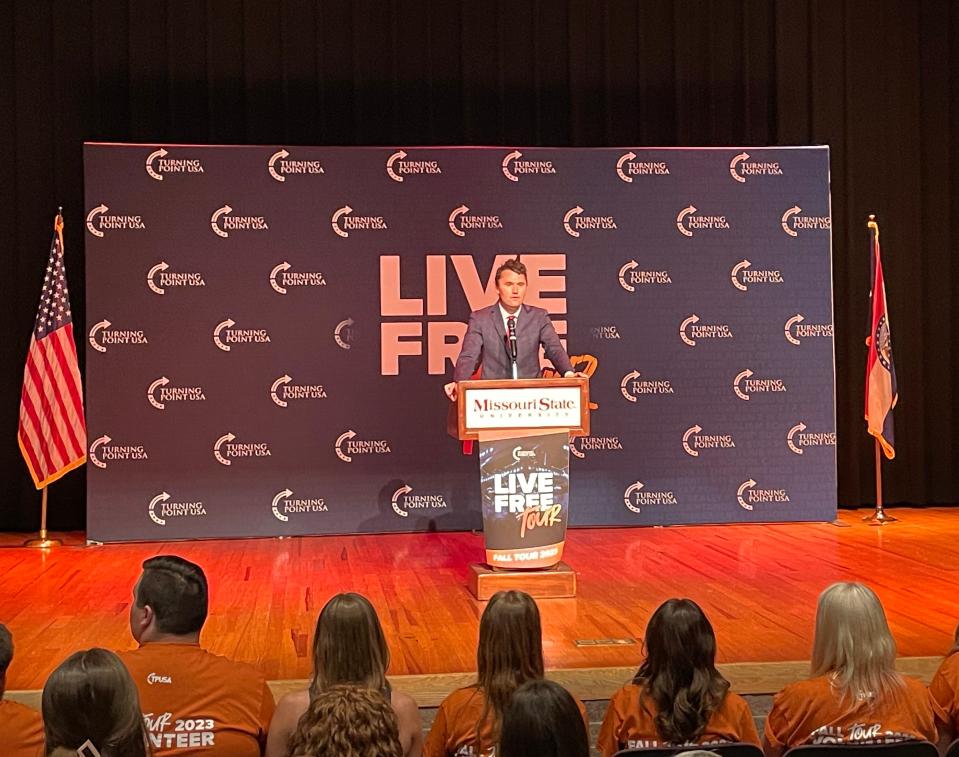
top-left (499, 678), bottom-right (589, 757)
top-left (42, 647), bottom-right (149, 756)
top-left (763, 581), bottom-right (945, 756)
top-left (927, 622), bottom-right (959, 744)
top-left (0, 623), bottom-right (44, 757)
top-left (424, 590), bottom-right (588, 757)
top-left (597, 598), bottom-right (759, 756)
top-left (118, 555), bottom-right (274, 755)
top-left (266, 592), bottom-right (421, 757)
top-left (286, 684), bottom-right (402, 757)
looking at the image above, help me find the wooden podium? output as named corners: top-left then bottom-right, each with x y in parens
top-left (454, 377), bottom-right (590, 600)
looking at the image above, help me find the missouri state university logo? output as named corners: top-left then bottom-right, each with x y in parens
top-left (271, 488), bottom-right (328, 522)
top-left (615, 152), bottom-right (670, 182)
top-left (730, 259), bottom-right (784, 291)
top-left (570, 435), bottom-right (623, 460)
top-left (387, 150), bottom-right (442, 182)
top-left (781, 205), bottom-right (831, 236)
top-left (86, 204), bottom-right (146, 238)
top-left (502, 150), bottom-right (556, 181)
top-left (682, 425), bottom-right (735, 457)
top-left (623, 480), bottom-right (678, 513)
top-left (448, 205), bottom-right (504, 237)
top-left (390, 483), bottom-right (449, 517)
top-left (784, 314), bottom-right (834, 345)
top-left (88, 320), bottom-right (148, 353)
top-left (787, 422), bottom-right (837, 455)
top-left (679, 314), bottom-right (733, 346)
top-left (147, 377), bottom-right (206, 410)
top-left (147, 262), bottom-right (206, 295)
top-left (213, 318), bottom-right (271, 352)
top-left (145, 147), bottom-right (205, 181)
top-left (564, 206), bottom-right (617, 238)
top-left (733, 369), bottom-right (787, 401)
top-left (737, 479), bottom-right (791, 511)
top-left (676, 205), bottom-right (730, 237)
top-left (269, 262), bottom-right (326, 294)
top-left (148, 491), bottom-right (207, 526)
top-left (728, 151), bottom-right (783, 183)
top-left (210, 205), bottom-right (269, 237)
top-left (621, 370), bottom-right (675, 402)
top-left (270, 374), bottom-right (328, 407)
top-left (331, 205), bottom-right (388, 238)
top-left (268, 148), bottom-right (324, 182)
top-left (89, 435), bottom-right (148, 469)
top-left (334, 430), bottom-right (391, 463)
top-left (212, 432), bottom-right (272, 466)
top-left (618, 259), bottom-right (672, 290)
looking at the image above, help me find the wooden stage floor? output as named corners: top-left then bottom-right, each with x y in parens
top-left (2, 507), bottom-right (958, 705)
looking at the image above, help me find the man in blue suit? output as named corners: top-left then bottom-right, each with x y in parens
top-left (444, 257), bottom-right (580, 401)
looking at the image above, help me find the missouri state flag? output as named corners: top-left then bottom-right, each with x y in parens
top-left (864, 218), bottom-right (897, 459)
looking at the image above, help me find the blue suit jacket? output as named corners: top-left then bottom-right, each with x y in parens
top-left (453, 303), bottom-right (573, 381)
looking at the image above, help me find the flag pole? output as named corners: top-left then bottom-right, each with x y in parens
top-left (863, 214), bottom-right (897, 525)
top-left (23, 485), bottom-right (63, 547)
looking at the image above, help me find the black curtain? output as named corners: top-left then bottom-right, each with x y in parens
top-left (1, 0), bottom-right (956, 531)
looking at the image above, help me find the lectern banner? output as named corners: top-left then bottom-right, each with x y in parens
top-left (479, 431), bottom-right (569, 568)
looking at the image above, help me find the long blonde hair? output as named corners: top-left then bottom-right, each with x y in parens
top-left (810, 582), bottom-right (904, 704)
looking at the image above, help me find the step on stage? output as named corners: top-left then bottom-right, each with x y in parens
top-left (2, 507), bottom-right (957, 707)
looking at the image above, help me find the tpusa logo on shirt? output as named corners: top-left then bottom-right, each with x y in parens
top-left (147, 673), bottom-right (172, 685)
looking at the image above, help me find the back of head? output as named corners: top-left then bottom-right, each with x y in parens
top-left (135, 555), bottom-right (208, 636)
top-left (42, 648), bottom-right (148, 757)
top-left (311, 593), bottom-right (389, 696)
top-left (0, 622), bottom-right (12, 694)
top-left (476, 591), bottom-right (545, 730)
top-left (811, 582), bottom-right (902, 703)
top-left (635, 598), bottom-right (730, 744)
top-left (499, 679), bottom-right (589, 757)
top-left (288, 684), bottom-right (402, 757)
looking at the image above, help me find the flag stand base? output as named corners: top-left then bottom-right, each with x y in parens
top-left (23, 488), bottom-right (62, 547)
top-left (863, 508), bottom-right (897, 526)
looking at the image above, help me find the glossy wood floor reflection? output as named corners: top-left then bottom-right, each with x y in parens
top-left (2, 507), bottom-right (959, 695)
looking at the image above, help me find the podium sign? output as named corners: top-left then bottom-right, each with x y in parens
top-left (458, 378), bottom-right (589, 571)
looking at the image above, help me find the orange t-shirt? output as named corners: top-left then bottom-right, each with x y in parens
top-left (597, 683), bottom-right (760, 756)
top-left (764, 674), bottom-right (945, 751)
top-left (930, 650), bottom-right (959, 732)
top-left (424, 684), bottom-right (589, 757)
top-left (0, 698), bottom-right (44, 757)
top-left (119, 642), bottom-right (274, 756)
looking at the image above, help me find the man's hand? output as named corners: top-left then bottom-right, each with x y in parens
top-left (564, 371), bottom-right (589, 378)
top-left (444, 382), bottom-right (458, 401)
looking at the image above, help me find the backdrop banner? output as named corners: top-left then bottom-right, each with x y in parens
top-left (84, 144), bottom-right (836, 542)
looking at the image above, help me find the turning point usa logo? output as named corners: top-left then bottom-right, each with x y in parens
top-left (147, 262), bottom-right (206, 295)
top-left (271, 488), bottom-right (328, 521)
top-left (679, 315), bottom-right (733, 346)
top-left (623, 480), bottom-right (678, 513)
top-left (387, 150), bottom-right (442, 181)
top-left (676, 205), bottom-right (730, 237)
top-left (391, 483), bottom-right (448, 517)
top-left (564, 206), bottom-right (617, 237)
top-left (618, 260), bottom-right (672, 290)
top-left (86, 204), bottom-right (146, 237)
top-left (502, 150), bottom-right (556, 181)
top-left (728, 152), bottom-right (783, 183)
top-left (210, 205), bottom-right (269, 237)
top-left (145, 148), bottom-right (205, 180)
top-left (268, 148), bottom-right (324, 182)
top-left (213, 318), bottom-right (271, 352)
top-left (149, 491), bottom-right (207, 526)
top-left (88, 320), bottom-right (148, 353)
top-left (335, 430), bottom-right (391, 463)
top-left (213, 432), bottom-right (271, 466)
top-left (331, 205), bottom-right (388, 237)
top-left (89, 435), bottom-right (148, 468)
top-left (737, 479), bottom-right (791, 511)
top-left (787, 422), bottom-right (837, 455)
top-left (616, 152), bottom-right (670, 182)
top-left (448, 205), bottom-right (504, 237)
top-left (781, 205), bottom-right (831, 236)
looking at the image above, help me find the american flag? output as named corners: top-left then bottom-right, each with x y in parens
top-left (18, 213), bottom-right (87, 488)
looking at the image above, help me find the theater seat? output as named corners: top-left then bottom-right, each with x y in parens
top-left (614, 744), bottom-right (763, 757)
top-left (943, 738), bottom-right (959, 757)
top-left (783, 742), bottom-right (938, 757)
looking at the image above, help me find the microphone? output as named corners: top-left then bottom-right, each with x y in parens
top-left (507, 315), bottom-right (518, 379)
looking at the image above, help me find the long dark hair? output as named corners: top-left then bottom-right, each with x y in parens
top-left (310, 593), bottom-right (389, 698)
top-left (475, 590), bottom-right (545, 743)
top-left (499, 679), bottom-right (588, 757)
top-left (633, 598), bottom-right (730, 744)
top-left (42, 648), bottom-right (150, 757)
